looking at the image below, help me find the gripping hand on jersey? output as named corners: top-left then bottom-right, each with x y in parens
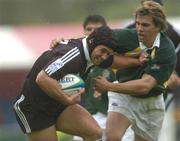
top-left (94, 76), bottom-right (110, 94)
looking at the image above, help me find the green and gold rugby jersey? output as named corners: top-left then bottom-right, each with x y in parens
top-left (113, 29), bottom-right (177, 98)
top-left (84, 66), bottom-right (116, 114)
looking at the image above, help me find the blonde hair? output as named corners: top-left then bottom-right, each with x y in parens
top-left (136, 1), bottom-right (167, 31)
top-left (141, 0), bottom-right (163, 6)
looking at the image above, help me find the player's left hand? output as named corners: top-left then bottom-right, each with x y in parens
top-left (94, 76), bottom-right (110, 93)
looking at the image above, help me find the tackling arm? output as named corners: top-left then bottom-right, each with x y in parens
top-left (95, 73), bottom-right (157, 96)
top-left (111, 53), bottom-right (147, 70)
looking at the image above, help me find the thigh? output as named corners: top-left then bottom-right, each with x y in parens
top-left (131, 95), bottom-right (165, 141)
top-left (106, 112), bottom-right (131, 141)
top-left (55, 104), bottom-right (101, 138)
top-left (134, 134), bottom-right (148, 141)
top-left (27, 125), bottom-right (58, 141)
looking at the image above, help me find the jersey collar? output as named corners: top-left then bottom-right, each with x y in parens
top-left (82, 37), bottom-right (91, 63)
top-left (139, 33), bottom-right (160, 50)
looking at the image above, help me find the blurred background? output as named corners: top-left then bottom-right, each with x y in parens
top-left (0, 0), bottom-right (179, 141)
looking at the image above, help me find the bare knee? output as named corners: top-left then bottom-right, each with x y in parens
top-left (93, 128), bottom-right (102, 140)
top-left (106, 131), bottom-right (122, 141)
top-left (83, 127), bottom-right (102, 141)
top-left (106, 135), bottom-right (122, 141)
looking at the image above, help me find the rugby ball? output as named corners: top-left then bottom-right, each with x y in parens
top-left (59, 74), bottom-right (85, 94)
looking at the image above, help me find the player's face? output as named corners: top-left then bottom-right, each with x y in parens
top-left (91, 45), bottom-right (113, 66)
top-left (136, 15), bottom-right (160, 48)
top-left (84, 22), bottom-right (104, 36)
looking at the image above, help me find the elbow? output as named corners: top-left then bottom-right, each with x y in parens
top-left (36, 70), bottom-right (46, 86)
top-left (137, 75), bottom-right (157, 96)
top-left (139, 85), bottom-right (152, 95)
top-left (140, 87), bottom-right (150, 95)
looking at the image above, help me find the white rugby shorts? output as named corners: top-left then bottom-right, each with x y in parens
top-left (108, 90), bottom-right (165, 141)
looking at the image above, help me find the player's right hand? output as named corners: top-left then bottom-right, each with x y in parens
top-left (66, 88), bottom-right (85, 105)
top-left (138, 51), bottom-right (150, 65)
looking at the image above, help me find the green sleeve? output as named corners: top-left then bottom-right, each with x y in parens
top-left (144, 39), bottom-right (177, 84)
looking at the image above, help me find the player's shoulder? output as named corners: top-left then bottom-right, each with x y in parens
top-left (61, 38), bottom-right (83, 47)
top-left (53, 38), bottom-right (83, 52)
top-left (157, 33), bottom-right (177, 63)
top-left (160, 32), bottom-right (176, 51)
top-left (113, 28), bottom-right (137, 36)
top-left (113, 28), bottom-right (138, 43)
top-left (69, 37), bottom-right (84, 45)
top-left (113, 28), bottom-right (139, 53)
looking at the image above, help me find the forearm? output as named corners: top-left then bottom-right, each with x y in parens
top-left (111, 54), bottom-right (141, 70)
top-left (36, 70), bottom-right (70, 105)
top-left (107, 75), bottom-right (157, 96)
top-left (107, 80), bottom-right (149, 96)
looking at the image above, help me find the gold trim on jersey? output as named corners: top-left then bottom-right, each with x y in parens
top-left (124, 47), bottom-right (142, 57)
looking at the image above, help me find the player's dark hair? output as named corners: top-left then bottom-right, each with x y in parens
top-left (83, 15), bottom-right (107, 29)
top-left (86, 26), bottom-right (119, 55)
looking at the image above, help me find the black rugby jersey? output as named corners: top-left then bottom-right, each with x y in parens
top-left (18, 38), bottom-right (90, 107)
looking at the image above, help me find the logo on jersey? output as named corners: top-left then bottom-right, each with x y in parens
top-left (151, 64), bottom-right (160, 70)
top-left (45, 60), bottom-right (64, 75)
top-left (45, 47), bottom-right (80, 75)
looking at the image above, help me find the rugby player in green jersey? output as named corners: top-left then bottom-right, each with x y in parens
top-left (94, 1), bottom-right (177, 141)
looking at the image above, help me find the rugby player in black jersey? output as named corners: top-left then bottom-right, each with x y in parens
top-left (13, 26), bottom-right (145, 141)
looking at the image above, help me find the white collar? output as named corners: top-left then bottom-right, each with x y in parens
top-left (82, 37), bottom-right (91, 64)
top-left (139, 33), bottom-right (160, 50)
